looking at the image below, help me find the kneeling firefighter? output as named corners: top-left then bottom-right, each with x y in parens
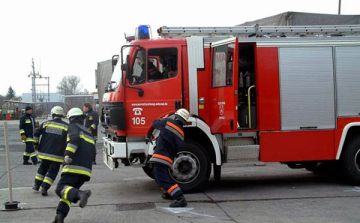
top-left (33, 106), bottom-right (68, 196)
top-left (148, 108), bottom-right (190, 207)
top-left (53, 108), bottom-right (96, 223)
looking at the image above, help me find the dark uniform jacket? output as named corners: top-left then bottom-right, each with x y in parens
top-left (34, 118), bottom-right (68, 163)
top-left (63, 121), bottom-right (96, 181)
top-left (149, 118), bottom-right (184, 167)
top-left (19, 113), bottom-right (35, 142)
top-left (84, 108), bottom-right (99, 138)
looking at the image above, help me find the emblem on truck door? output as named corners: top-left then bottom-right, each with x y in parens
top-left (133, 108), bottom-right (143, 116)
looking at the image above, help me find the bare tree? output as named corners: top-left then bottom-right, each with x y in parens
top-left (82, 88), bottom-right (90, 95)
top-left (57, 76), bottom-right (82, 95)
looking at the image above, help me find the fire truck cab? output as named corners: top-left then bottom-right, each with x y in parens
top-left (102, 25), bottom-right (360, 191)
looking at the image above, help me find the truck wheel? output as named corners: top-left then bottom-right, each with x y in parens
top-left (170, 141), bottom-right (211, 192)
top-left (341, 136), bottom-right (360, 185)
top-left (142, 166), bottom-right (154, 179)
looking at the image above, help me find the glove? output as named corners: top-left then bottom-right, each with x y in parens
top-left (64, 156), bottom-right (73, 164)
top-left (87, 128), bottom-right (93, 132)
top-left (21, 135), bottom-right (26, 141)
top-left (146, 134), bottom-right (154, 145)
top-left (34, 143), bottom-right (39, 151)
top-left (35, 121), bottom-right (40, 128)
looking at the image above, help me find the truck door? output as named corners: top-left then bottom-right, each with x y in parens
top-left (209, 37), bottom-right (239, 133)
top-left (125, 47), bottom-right (182, 136)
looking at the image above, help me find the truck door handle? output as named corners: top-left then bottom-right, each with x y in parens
top-left (230, 119), bottom-right (234, 130)
top-left (300, 126), bottom-right (318, 129)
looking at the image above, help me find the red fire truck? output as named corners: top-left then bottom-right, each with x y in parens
top-left (102, 25), bottom-right (360, 191)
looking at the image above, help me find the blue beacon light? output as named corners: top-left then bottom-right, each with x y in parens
top-left (136, 25), bottom-right (152, 40)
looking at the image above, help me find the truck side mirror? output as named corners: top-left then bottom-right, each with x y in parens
top-left (112, 55), bottom-right (119, 72)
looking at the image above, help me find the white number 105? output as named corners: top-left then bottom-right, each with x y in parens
top-left (132, 117), bottom-right (146, 125)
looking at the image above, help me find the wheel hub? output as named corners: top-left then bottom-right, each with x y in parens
top-left (355, 149), bottom-right (360, 172)
top-left (171, 152), bottom-right (200, 183)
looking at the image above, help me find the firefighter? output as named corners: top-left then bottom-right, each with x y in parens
top-left (19, 106), bottom-right (39, 165)
top-left (83, 102), bottom-right (99, 165)
top-left (53, 107), bottom-right (95, 223)
top-left (32, 106), bottom-right (68, 196)
top-left (148, 108), bottom-right (190, 207)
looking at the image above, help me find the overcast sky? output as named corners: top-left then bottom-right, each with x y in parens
top-left (0, 0), bottom-right (359, 97)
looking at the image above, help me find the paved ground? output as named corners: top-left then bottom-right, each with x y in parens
top-left (1, 120), bottom-right (360, 223)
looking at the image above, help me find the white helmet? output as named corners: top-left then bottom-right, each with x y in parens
top-left (175, 108), bottom-right (190, 124)
top-left (51, 106), bottom-right (64, 117)
top-left (67, 108), bottom-right (84, 119)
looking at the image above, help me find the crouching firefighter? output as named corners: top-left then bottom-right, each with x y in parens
top-left (32, 106), bottom-right (68, 196)
top-left (53, 108), bottom-right (96, 223)
top-left (148, 108), bottom-right (190, 208)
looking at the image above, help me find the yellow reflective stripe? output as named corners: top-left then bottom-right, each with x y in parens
top-left (66, 147), bottom-right (76, 153)
top-left (30, 153), bottom-right (37, 157)
top-left (20, 130), bottom-right (25, 134)
top-left (38, 155), bottom-right (64, 163)
top-left (44, 123), bottom-right (68, 131)
top-left (24, 152), bottom-right (30, 156)
top-left (25, 120), bottom-right (31, 123)
top-left (35, 176), bottom-right (44, 181)
top-left (62, 168), bottom-right (92, 177)
top-left (80, 134), bottom-right (95, 144)
top-left (66, 137), bottom-right (70, 142)
top-left (25, 139), bottom-right (36, 142)
top-left (60, 198), bottom-right (71, 208)
top-left (64, 186), bottom-right (73, 200)
top-left (91, 124), bottom-right (96, 129)
top-left (43, 178), bottom-right (53, 186)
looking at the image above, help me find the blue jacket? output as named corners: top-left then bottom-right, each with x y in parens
top-left (149, 118), bottom-right (184, 167)
top-left (63, 121), bottom-right (96, 181)
top-left (19, 113), bottom-right (35, 142)
top-left (34, 118), bottom-right (69, 163)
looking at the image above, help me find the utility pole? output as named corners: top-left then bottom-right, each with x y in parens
top-left (35, 76), bottom-right (50, 116)
top-left (28, 58), bottom-right (41, 103)
top-left (338, 0), bottom-right (342, 15)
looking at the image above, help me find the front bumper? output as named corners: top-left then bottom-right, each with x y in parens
top-left (102, 136), bottom-right (153, 170)
top-left (102, 137), bottom-right (127, 170)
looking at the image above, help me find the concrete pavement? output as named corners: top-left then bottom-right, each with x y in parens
top-left (1, 120), bottom-right (360, 223)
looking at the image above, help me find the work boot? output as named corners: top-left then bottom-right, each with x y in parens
top-left (162, 192), bottom-right (174, 200)
top-left (169, 195), bottom-right (187, 208)
top-left (40, 187), bottom-right (48, 196)
top-left (77, 190), bottom-right (92, 208)
top-left (33, 161), bottom-right (41, 165)
top-left (32, 184), bottom-right (40, 191)
top-left (52, 213), bottom-right (65, 223)
top-left (23, 161), bottom-right (32, 165)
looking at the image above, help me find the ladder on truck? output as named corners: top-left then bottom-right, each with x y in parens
top-left (158, 25), bottom-right (360, 38)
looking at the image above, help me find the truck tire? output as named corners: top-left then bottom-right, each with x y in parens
top-left (142, 166), bottom-right (154, 179)
top-left (170, 141), bottom-right (211, 193)
top-left (341, 136), bottom-right (360, 185)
